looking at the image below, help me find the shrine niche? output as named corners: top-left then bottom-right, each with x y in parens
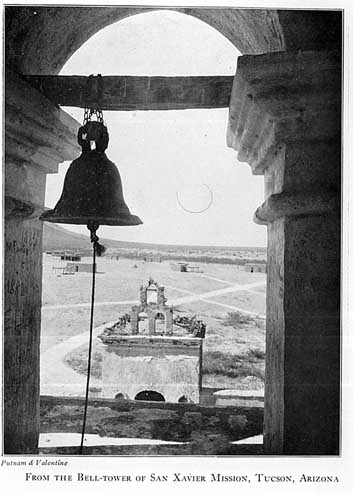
top-left (98, 279), bottom-right (205, 403)
top-left (131, 278), bottom-right (174, 336)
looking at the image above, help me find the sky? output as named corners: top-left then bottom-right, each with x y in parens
top-left (45, 10), bottom-right (267, 247)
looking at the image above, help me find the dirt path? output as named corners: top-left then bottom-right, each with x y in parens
top-left (41, 280), bottom-right (265, 395)
top-left (40, 322), bottom-right (111, 396)
top-left (42, 281), bottom-right (266, 316)
top-left (164, 281), bottom-right (265, 316)
top-left (192, 273), bottom-right (235, 285)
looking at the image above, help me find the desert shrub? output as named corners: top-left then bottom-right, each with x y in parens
top-left (224, 311), bottom-right (255, 328)
top-left (202, 351), bottom-right (264, 380)
top-left (224, 311), bottom-right (265, 331)
top-left (247, 348), bottom-right (265, 360)
top-left (64, 343), bottom-right (265, 383)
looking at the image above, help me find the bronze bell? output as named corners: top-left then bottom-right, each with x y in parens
top-left (40, 120), bottom-right (142, 226)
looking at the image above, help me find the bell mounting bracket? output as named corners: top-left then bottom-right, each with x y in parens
top-left (78, 75), bottom-right (108, 152)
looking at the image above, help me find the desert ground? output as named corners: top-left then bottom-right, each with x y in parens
top-left (41, 254), bottom-right (266, 395)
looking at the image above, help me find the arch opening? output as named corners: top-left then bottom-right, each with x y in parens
top-left (58, 10), bottom-right (240, 76)
top-left (114, 392), bottom-right (128, 400)
top-left (42, 9), bottom-right (266, 414)
top-left (135, 390), bottom-right (165, 402)
top-left (178, 396), bottom-right (188, 403)
top-left (45, 9), bottom-right (267, 250)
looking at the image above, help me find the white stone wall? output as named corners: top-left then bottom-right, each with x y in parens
top-left (101, 338), bottom-right (202, 403)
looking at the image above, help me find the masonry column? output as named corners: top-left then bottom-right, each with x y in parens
top-left (130, 307), bottom-right (140, 335)
top-left (4, 70), bottom-right (79, 453)
top-left (227, 50), bottom-right (341, 454)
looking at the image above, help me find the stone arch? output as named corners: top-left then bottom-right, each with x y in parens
top-left (178, 395), bottom-right (188, 403)
top-left (154, 311), bottom-right (166, 329)
top-left (5, 7), bottom-right (283, 75)
top-left (135, 390), bottom-right (165, 402)
top-left (114, 392), bottom-right (128, 400)
top-left (5, 7), bottom-right (341, 76)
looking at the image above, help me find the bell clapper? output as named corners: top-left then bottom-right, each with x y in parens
top-left (87, 220), bottom-right (99, 244)
top-left (87, 220), bottom-right (105, 256)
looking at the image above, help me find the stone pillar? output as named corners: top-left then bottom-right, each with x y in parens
top-left (157, 286), bottom-right (166, 305)
top-left (148, 313), bottom-right (156, 335)
top-left (130, 307), bottom-right (140, 335)
top-left (165, 309), bottom-right (174, 335)
top-left (4, 70), bottom-right (80, 453)
top-left (227, 50), bottom-right (341, 455)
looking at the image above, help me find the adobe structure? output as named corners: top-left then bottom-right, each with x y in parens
top-left (4, 7), bottom-right (341, 454)
top-left (99, 279), bottom-right (204, 403)
top-left (244, 262), bottom-right (267, 273)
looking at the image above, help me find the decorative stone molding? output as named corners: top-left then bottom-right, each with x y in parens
top-left (254, 191), bottom-right (340, 225)
top-left (129, 278), bottom-right (174, 335)
top-left (5, 196), bottom-right (46, 220)
top-left (227, 50), bottom-right (341, 175)
top-left (227, 49), bottom-right (341, 455)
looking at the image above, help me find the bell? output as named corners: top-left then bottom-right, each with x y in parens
top-left (40, 120), bottom-right (142, 226)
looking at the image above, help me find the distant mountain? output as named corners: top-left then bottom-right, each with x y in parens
top-left (42, 223), bottom-right (91, 252)
top-left (42, 223), bottom-right (266, 254)
top-left (42, 223), bottom-right (151, 252)
top-left (42, 223), bottom-right (174, 252)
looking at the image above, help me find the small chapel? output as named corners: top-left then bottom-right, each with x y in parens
top-left (99, 279), bottom-right (205, 403)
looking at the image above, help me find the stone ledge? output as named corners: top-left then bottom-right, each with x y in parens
top-left (214, 390), bottom-right (264, 398)
top-left (38, 442), bottom-right (264, 456)
top-left (213, 390), bottom-right (264, 408)
top-left (5, 195), bottom-right (46, 220)
top-left (40, 395), bottom-right (264, 455)
top-left (100, 334), bottom-right (203, 346)
top-left (254, 191), bottom-right (340, 225)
